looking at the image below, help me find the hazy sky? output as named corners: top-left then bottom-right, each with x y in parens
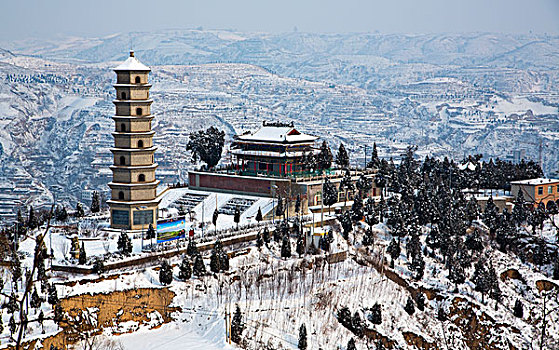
top-left (1, 0), bottom-right (558, 40)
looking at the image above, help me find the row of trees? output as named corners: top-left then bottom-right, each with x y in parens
top-left (375, 146), bottom-right (543, 193)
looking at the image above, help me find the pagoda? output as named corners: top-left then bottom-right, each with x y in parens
top-left (107, 51), bottom-right (159, 230)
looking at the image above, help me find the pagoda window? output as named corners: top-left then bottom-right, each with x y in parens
top-left (135, 76), bottom-right (141, 84)
top-left (119, 156), bottom-right (126, 165)
top-left (118, 191), bottom-right (124, 200)
top-left (138, 174), bottom-right (146, 182)
top-left (120, 123), bottom-right (126, 132)
top-left (137, 140), bottom-right (144, 148)
top-left (121, 92), bottom-right (127, 100)
top-left (136, 107), bottom-right (142, 116)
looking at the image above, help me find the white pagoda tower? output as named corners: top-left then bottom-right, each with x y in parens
top-left (107, 51), bottom-right (159, 230)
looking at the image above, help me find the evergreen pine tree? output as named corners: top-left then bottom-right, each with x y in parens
top-left (159, 260), bottom-right (173, 285)
top-left (47, 284), bottom-right (59, 306)
top-left (367, 142), bottom-right (380, 169)
top-left (193, 254), bottom-right (206, 277)
top-left (55, 206), bottom-right (68, 222)
top-left (78, 242), bottom-right (86, 265)
top-left (75, 203), bottom-right (85, 218)
top-left (6, 293), bottom-right (17, 314)
top-left (340, 169), bottom-right (355, 210)
top-left (409, 249), bottom-right (426, 280)
top-left (483, 196), bottom-right (499, 236)
top-left (298, 323), bottom-right (307, 350)
top-left (465, 229), bottom-right (483, 252)
top-left (219, 251), bottom-right (229, 271)
top-left (28, 206), bottom-right (38, 230)
top-left (369, 303), bottom-right (382, 325)
top-left (9, 315), bottom-right (15, 337)
top-left (91, 191), bottom-right (100, 213)
top-left (465, 197), bottom-right (480, 225)
top-left (262, 227), bottom-right (270, 243)
top-left (322, 177), bottom-right (338, 214)
top-left (30, 287), bottom-right (41, 309)
top-left (210, 248), bottom-right (221, 273)
top-left (487, 263), bottom-right (502, 305)
top-left (92, 258), bottom-right (105, 275)
top-left (117, 232), bottom-right (132, 255)
top-left (146, 224), bottom-right (156, 240)
top-left (234, 206), bottom-right (240, 229)
top-left (347, 338), bottom-right (356, 350)
top-left (356, 174), bottom-right (372, 198)
top-left (337, 306), bottom-right (352, 330)
top-left (186, 126), bottom-right (225, 169)
top-left (415, 293), bottom-right (425, 311)
top-left (362, 227), bottom-right (374, 247)
top-left (186, 239), bottom-right (198, 257)
top-left (38, 310), bottom-right (44, 332)
top-left (407, 231), bottom-right (421, 260)
top-left (448, 257), bottom-right (466, 290)
top-left (212, 209), bottom-right (219, 230)
top-left (317, 140), bottom-right (333, 171)
top-left (472, 259), bottom-right (490, 303)
top-left (553, 254), bottom-right (559, 280)
top-left (281, 235), bottom-right (292, 258)
top-left (547, 200), bottom-right (559, 215)
top-left (512, 190), bottom-right (527, 225)
top-left (335, 143), bottom-right (350, 169)
top-left (178, 257), bottom-right (192, 281)
top-left (339, 211), bottom-right (353, 240)
top-left (352, 311), bottom-right (364, 337)
top-left (404, 296), bottom-right (415, 315)
top-left (231, 304), bottom-right (244, 344)
top-left (351, 194), bottom-right (364, 222)
top-left (387, 238), bottom-right (401, 268)
top-left (532, 237), bottom-right (550, 265)
top-left (255, 207), bottom-right (263, 223)
top-left (296, 235), bottom-right (305, 256)
top-left (513, 299), bottom-right (524, 318)
top-left (53, 304), bottom-right (63, 323)
top-left (275, 197), bottom-right (285, 218)
top-left (437, 307), bottom-right (447, 322)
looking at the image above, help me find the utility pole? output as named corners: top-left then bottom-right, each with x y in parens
top-left (321, 172), bottom-right (324, 228)
top-left (363, 144), bottom-right (367, 170)
top-left (202, 199), bottom-right (205, 238)
top-left (228, 307), bottom-right (232, 344)
top-left (224, 306), bottom-right (229, 343)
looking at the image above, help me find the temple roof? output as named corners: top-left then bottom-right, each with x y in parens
top-left (114, 51), bottom-right (150, 72)
top-left (236, 123), bottom-right (318, 144)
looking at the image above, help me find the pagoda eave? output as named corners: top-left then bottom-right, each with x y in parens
top-left (109, 146), bottom-right (157, 153)
top-left (108, 180), bottom-right (160, 189)
top-left (112, 115), bottom-right (155, 120)
top-left (110, 163), bottom-right (159, 171)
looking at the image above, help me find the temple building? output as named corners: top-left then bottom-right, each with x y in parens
top-left (107, 51), bottom-right (160, 230)
top-left (231, 121), bottom-right (319, 177)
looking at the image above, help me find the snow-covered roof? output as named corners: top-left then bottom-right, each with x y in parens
top-left (114, 51), bottom-right (150, 72)
top-left (236, 124), bottom-right (317, 143)
top-left (510, 178), bottom-right (559, 186)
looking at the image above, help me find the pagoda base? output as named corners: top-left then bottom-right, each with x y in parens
top-left (108, 200), bottom-right (159, 231)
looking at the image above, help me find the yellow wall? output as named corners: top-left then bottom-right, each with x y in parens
top-left (116, 72), bottom-right (149, 84)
